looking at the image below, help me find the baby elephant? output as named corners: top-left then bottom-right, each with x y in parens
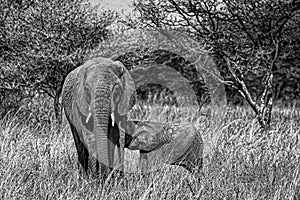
top-left (128, 121), bottom-right (203, 173)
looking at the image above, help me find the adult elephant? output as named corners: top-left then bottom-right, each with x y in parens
top-left (61, 57), bottom-right (135, 177)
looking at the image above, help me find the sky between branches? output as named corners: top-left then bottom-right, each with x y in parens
top-left (90, 0), bottom-right (131, 11)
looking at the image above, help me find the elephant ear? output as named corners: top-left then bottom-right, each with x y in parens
top-left (111, 61), bottom-right (136, 116)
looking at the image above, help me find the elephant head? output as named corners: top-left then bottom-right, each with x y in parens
top-left (62, 57), bottom-right (135, 175)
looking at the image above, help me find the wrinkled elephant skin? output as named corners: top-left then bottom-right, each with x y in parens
top-left (61, 57), bottom-right (135, 177)
top-left (129, 121), bottom-right (203, 173)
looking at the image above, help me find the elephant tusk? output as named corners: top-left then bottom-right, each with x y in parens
top-left (86, 112), bottom-right (92, 124)
top-left (111, 113), bottom-right (115, 127)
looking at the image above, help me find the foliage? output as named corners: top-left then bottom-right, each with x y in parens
top-left (0, 107), bottom-right (299, 199)
top-left (132, 0), bottom-right (300, 128)
top-left (0, 0), bottom-right (116, 120)
top-left (92, 28), bottom-right (219, 109)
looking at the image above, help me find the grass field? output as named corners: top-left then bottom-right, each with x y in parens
top-left (0, 106), bottom-right (299, 199)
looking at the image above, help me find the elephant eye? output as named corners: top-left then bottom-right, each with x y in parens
top-left (119, 67), bottom-right (125, 78)
top-left (109, 63), bottom-right (125, 78)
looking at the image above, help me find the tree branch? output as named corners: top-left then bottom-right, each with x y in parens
top-left (225, 57), bottom-right (260, 115)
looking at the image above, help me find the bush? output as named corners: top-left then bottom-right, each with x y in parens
top-left (0, 0), bottom-right (116, 120)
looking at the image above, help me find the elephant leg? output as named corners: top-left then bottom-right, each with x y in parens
top-left (67, 119), bottom-right (89, 174)
top-left (173, 135), bottom-right (203, 174)
top-left (107, 116), bottom-right (135, 170)
top-left (94, 160), bottom-right (111, 180)
top-left (107, 116), bottom-right (120, 170)
top-left (104, 116), bottom-right (129, 178)
top-left (176, 155), bottom-right (203, 174)
top-left (102, 117), bottom-right (126, 181)
top-left (139, 151), bottom-right (150, 172)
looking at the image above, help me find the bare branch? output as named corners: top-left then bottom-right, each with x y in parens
top-left (225, 58), bottom-right (260, 115)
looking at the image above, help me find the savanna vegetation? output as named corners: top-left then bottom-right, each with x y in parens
top-left (0, 107), bottom-right (299, 199)
top-left (0, 0), bottom-right (300, 199)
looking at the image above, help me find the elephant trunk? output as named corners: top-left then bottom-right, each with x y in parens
top-left (93, 72), bottom-right (116, 170)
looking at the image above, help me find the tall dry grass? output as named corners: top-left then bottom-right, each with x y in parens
top-left (0, 106), bottom-right (299, 199)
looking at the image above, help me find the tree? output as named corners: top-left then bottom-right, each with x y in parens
top-left (114, 48), bottom-right (210, 107)
top-left (133, 0), bottom-right (300, 129)
top-left (0, 0), bottom-right (116, 121)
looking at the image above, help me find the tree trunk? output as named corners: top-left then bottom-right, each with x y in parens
top-left (54, 89), bottom-right (62, 125)
top-left (257, 71), bottom-right (274, 129)
top-left (225, 58), bottom-right (274, 130)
